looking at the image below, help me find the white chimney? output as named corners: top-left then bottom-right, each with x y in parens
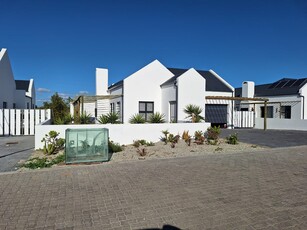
top-left (242, 81), bottom-right (255, 98)
top-left (96, 68), bottom-right (108, 96)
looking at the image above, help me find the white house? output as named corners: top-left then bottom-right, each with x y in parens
top-left (235, 78), bottom-right (307, 120)
top-left (0, 48), bottom-right (36, 109)
top-left (75, 60), bottom-right (234, 126)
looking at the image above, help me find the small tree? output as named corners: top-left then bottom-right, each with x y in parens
top-left (184, 104), bottom-right (204, 123)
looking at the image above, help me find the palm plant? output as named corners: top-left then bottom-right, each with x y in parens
top-left (129, 114), bottom-right (146, 124)
top-left (184, 104), bottom-right (204, 123)
top-left (148, 112), bottom-right (165, 123)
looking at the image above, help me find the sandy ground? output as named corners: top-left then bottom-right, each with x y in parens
top-left (18, 138), bottom-right (266, 171)
top-left (107, 139), bottom-right (265, 163)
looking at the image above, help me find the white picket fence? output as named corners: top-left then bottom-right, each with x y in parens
top-left (0, 109), bottom-right (51, 136)
top-left (233, 111), bottom-right (254, 128)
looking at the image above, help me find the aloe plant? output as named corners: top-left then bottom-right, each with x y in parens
top-left (129, 114), bottom-right (146, 124)
top-left (98, 112), bottom-right (120, 124)
top-left (148, 112), bottom-right (165, 123)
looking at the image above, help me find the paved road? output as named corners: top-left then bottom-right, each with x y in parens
top-left (221, 129), bottom-right (307, 148)
top-left (0, 146), bottom-right (306, 229)
top-left (0, 136), bottom-right (34, 172)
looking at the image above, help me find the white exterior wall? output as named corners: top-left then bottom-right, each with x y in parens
top-left (96, 99), bottom-right (110, 117)
top-left (161, 85), bottom-right (176, 122)
top-left (254, 95), bottom-right (301, 119)
top-left (205, 91), bottom-right (234, 126)
top-left (35, 122), bottom-right (211, 149)
top-left (299, 84), bottom-right (307, 119)
top-left (255, 117), bottom-right (307, 131)
top-left (123, 60), bottom-right (174, 123)
top-left (109, 86), bottom-right (122, 95)
top-left (177, 68), bottom-right (206, 122)
top-left (0, 49), bottom-right (16, 108)
top-left (15, 90), bottom-right (25, 108)
top-left (83, 102), bottom-right (96, 117)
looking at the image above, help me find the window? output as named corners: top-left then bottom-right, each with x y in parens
top-left (116, 102), bottom-right (121, 119)
top-left (139, 101), bottom-right (154, 121)
top-left (3, 102), bottom-right (7, 108)
top-left (260, 106), bottom-right (273, 118)
top-left (280, 106), bottom-right (291, 119)
top-left (13, 103), bottom-right (16, 109)
top-left (169, 101), bottom-right (177, 122)
top-left (27, 103), bottom-right (29, 109)
top-left (110, 103), bottom-right (115, 113)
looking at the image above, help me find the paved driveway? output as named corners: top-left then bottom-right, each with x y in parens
top-left (0, 136), bottom-right (34, 172)
top-left (0, 146), bottom-right (306, 229)
top-left (221, 129), bottom-right (307, 148)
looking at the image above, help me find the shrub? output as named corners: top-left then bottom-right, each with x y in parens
top-left (182, 130), bottom-right (191, 146)
top-left (184, 104), bottom-right (204, 123)
top-left (136, 148), bottom-right (147, 157)
top-left (160, 130), bottom-right (169, 144)
top-left (80, 112), bottom-right (92, 124)
top-left (23, 154), bottom-right (65, 169)
top-left (194, 130), bottom-right (205, 145)
top-left (108, 140), bottom-right (123, 153)
top-left (98, 112), bottom-right (120, 124)
top-left (41, 131), bottom-right (65, 155)
top-left (206, 126), bottom-right (221, 145)
top-left (226, 133), bottom-right (238, 145)
top-left (149, 112), bottom-right (165, 123)
top-left (54, 114), bottom-right (73, 125)
top-left (129, 114), bottom-right (146, 124)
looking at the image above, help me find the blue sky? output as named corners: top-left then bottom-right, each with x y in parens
top-left (1, 0), bottom-right (307, 105)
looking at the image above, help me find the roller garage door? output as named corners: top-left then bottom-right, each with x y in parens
top-left (205, 104), bottom-right (227, 126)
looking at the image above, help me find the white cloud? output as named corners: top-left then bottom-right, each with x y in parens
top-left (78, 91), bottom-right (89, 95)
top-left (37, 88), bottom-right (51, 93)
top-left (58, 93), bottom-right (71, 99)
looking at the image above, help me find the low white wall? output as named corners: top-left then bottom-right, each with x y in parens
top-left (35, 122), bottom-right (211, 149)
top-left (255, 118), bottom-right (307, 131)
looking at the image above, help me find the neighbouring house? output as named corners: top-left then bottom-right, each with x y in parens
top-left (235, 78), bottom-right (307, 120)
top-left (73, 60), bottom-right (234, 126)
top-left (0, 48), bottom-right (36, 109)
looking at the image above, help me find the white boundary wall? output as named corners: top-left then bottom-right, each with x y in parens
top-left (255, 118), bottom-right (307, 131)
top-left (35, 122), bottom-right (211, 149)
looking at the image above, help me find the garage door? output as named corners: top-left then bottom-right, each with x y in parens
top-left (205, 104), bottom-right (227, 124)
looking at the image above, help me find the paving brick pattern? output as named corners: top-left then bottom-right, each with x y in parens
top-left (0, 146), bottom-right (306, 230)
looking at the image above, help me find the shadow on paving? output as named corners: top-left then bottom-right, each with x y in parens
top-left (221, 129), bottom-right (307, 148)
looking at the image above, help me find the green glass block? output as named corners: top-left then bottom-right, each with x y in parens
top-left (65, 128), bottom-right (109, 164)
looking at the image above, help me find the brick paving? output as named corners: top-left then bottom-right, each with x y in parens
top-left (0, 146), bottom-right (306, 230)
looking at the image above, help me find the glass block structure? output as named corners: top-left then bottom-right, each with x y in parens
top-left (65, 128), bottom-right (109, 164)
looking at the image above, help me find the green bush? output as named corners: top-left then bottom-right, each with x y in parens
top-left (98, 112), bottom-right (120, 124)
top-left (206, 126), bottom-right (221, 145)
top-left (41, 131), bottom-right (65, 155)
top-left (23, 154), bottom-right (65, 169)
top-left (133, 139), bottom-right (155, 148)
top-left (108, 140), bottom-right (123, 153)
top-left (129, 114), bottom-right (146, 124)
top-left (226, 133), bottom-right (238, 145)
top-left (148, 112), bottom-right (165, 123)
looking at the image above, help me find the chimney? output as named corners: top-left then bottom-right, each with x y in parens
top-left (96, 68), bottom-right (108, 96)
top-left (242, 81), bottom-right (255, 98)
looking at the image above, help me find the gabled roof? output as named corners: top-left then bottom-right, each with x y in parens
top-left (161, 68), bottom-right (233, 92)
top-left (235, 78), bottom-right (307, 97)
top-left (15, 80), bottom-right (30, 91)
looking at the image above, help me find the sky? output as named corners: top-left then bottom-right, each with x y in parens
top-left (1, 0), bottom-right (307, 105)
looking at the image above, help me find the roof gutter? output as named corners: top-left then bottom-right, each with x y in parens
top-left (299, 93), bottom-right (305, 119)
